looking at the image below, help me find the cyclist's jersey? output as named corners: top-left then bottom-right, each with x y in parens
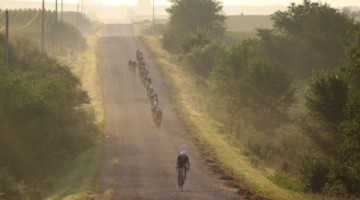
top-left (177, 154), bottom-right (189, 168)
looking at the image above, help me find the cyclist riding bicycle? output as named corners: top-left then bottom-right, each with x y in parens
top-left (176, 151), bottom-right (190, 187)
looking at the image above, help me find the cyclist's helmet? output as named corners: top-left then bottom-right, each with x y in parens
top-left (180, 151), bottom-right (187, 156)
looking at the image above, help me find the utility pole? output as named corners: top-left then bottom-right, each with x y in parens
top-left (42, 0), bottom-right (45, 52)
top-left (77, 4), bottom-right (79, 27)
top-left (152, 0), bottom-right (154, 23)
top-left (61, 0), bottom-right (63, 21)
top-left (81, 0), bottom-right (84, 15)
top-left (5, 9), bottom-right (9, 67)
top-left (55, 0), bottom-right (58, 23)
top-left (55, 0), bottom-right (58, 43)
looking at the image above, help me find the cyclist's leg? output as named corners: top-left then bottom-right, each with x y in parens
top-left (184, 164), bottom-right (188, 180)
top-left (177, 168), bottom-right (181, 187)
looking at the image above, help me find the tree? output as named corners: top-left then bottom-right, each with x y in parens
top-left (259, 0), bottom-right (360, 77)
top-left (345, 33), bottom-right (360, 91)
top-left (240, 59), bottom-right (295, 132)
top-left (327, 34), bottom-right (360, 195)
top-left (300, 34), bottom-right (360, 196)
top-left (305, 71), bottom-right (348, 125)
top-left (0, 35), bottom-right (99, 192)
top-left (303, 70), bottom-right (348, 155)
top-left (212, 40), bottom-right (294, 133)
top-left (166, 0), bottom-right (226, 36)
top-left (163, 0), bottom-right (226, 52)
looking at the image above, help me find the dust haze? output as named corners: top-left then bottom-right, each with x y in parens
top-left (1, 0), bottom-right (291, 23)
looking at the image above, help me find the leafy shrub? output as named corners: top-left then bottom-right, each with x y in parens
top-left (240, 59), bottom-right (294, 133)
top-left (161, 29), bottom-right (180, 53)
top-left (185, 43), bottom-right (220, 77)
top-left (142, 23), bottom-right (166, 35)
top-left (0, 167), bottom-right (19, 197)
top-left (0, 34), bottom-right (100, 190)
top-left (240, 125), bottom-right (275, 159)
top-left (305, 70), bottom-right (348, 125)
top-left (298, 154), bottom-right (330, 193)
top-left (322, 119), bottom-right (360, 196)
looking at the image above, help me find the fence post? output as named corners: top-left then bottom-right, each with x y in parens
top-left (55, 0), bottom-right (58, 44)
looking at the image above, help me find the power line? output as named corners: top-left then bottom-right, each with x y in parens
top-left (11, 10), bottom-right (40, 30)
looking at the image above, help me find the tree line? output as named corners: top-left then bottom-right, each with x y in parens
top-left (0, 14), bottom-right (100, 198)
top-left (160, 0), bottom-right (360, 197)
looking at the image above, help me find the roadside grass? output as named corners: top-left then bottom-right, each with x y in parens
top-left (46, 141), bottom-right (102, 200)
top-left (46, 34), bottom-right (104, 199)
top-left (267, 171), bottom-right (304, 192)
top-left (133, 22), bottom-right (328, 200)
top-left (62, 36), bottom-right (104, 126)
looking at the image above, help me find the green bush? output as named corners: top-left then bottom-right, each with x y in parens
top-left (142, 23), bottom-right (166, 35)
top-left (240, 125), bottom-right (275, 159)
top-left (0, 167), bottom-right (19, 198)
top-left (305, 70), bottom-right (348, 125)
top-left (0, 33), bottom-right (100, 196)
top-left (323, 119), bottom-right (360, 196)
top-left (185, 43), bottom-right (220, 77)
top-left (298, 154), bottom-right (330, 193)
top-left (161, 29), bottom-right (180, 52)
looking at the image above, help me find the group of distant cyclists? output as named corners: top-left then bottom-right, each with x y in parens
top-left (128, 49), bottom-right (190, 191)
top-left (128, 49), bottom-right (162, 128)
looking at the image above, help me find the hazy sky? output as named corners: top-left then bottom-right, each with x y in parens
top-left (95, 0), bottom-right (360, 6)
top-left (11, 0), bottom-right (360, 7)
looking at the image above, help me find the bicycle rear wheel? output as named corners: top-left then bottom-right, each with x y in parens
top-left (180, 168), bottom-right (185, 191)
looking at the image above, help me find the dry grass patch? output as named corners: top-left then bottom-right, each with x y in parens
top-left (69, 36), bottom-right (104, 126)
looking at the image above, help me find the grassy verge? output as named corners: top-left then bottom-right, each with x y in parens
top-left (46, 34), bottom-right (104, 199)
top-left (46, 141), bottom-right (102, 200)
top-left (62, 36), bottom-right (104, 126)
top-left (133, 22), bottom-right (325, 200)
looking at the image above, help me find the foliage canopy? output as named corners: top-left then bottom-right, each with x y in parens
top-left (0, 31), bottom-right (99, 198)
top-left (259, 0), bottom-right (360, 77)
top-left (166, 0), bottom-right (226, 36)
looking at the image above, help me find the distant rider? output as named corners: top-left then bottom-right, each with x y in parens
top-left (176, 151), bottom-right (190, 187)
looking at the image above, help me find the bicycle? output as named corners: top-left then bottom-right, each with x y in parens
top-left (177, 166), bottom-right (186, 191)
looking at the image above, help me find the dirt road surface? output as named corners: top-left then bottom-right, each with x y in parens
top-left (95, 24), bottom-right (243, 200)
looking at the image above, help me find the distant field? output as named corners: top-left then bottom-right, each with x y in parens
top-left (226, 15), bottom-right (273, 31)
